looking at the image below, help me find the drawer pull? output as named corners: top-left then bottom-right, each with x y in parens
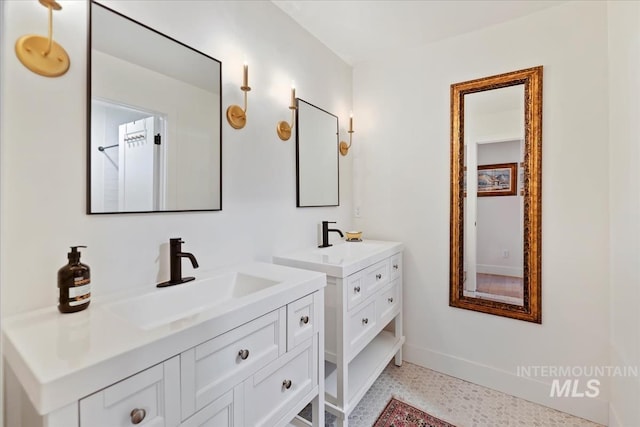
top-left (130, 408), bottom-right (146, 425)
top-left (388, 297), bottom-right (394, 303)
top-left (393, 264), bottom-right (399, 270)
top-left (376, 273), bottom-right (382, 280)
top-left (238, 349), bottom-right (250, 360)
top-left (282, 379), bottom-right (293, 390)
top-left (354, 286), bottom-right (361, 293)
top-left (362, 318), bottom-right (369, 325)
top-left (300, 315), bottom-right (310, 324)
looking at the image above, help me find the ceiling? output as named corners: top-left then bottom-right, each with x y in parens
top-left (272, 0), bottom-right (567, 65)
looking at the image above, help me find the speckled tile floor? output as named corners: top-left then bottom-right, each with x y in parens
top-left (303, 361), bottom-right (603, 427)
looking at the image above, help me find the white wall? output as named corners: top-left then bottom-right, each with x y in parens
top-left (353, 1), bottom-right (610, 423)
top-left (0, 1), bottom-right (352, 318)
top-left (607, 1), bottom-right (640, 426)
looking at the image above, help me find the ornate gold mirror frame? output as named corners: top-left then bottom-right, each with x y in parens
top-left (450, 66), bottom-right (542, 323)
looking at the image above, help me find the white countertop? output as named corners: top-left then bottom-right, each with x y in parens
top-left (273, 240), bottom-right (404, 278)
top-left (2, 262), bottom-right (325, 415)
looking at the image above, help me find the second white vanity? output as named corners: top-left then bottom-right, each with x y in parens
top-left (3, 262), bottom-right (326, 427)
top-left (274, 240), bottom-right (404, 426)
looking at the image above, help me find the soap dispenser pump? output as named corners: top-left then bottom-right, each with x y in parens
top-left (58, 246), bottom-right (91, 313)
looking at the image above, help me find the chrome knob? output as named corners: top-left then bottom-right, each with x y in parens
top-left (130, 408), bottom-right (146, 425)
top-left (238, 349), bottom-right (250, 360)
top-left (362, 318), bottom-right (369, 325)
top-left (354, 286), bottom-right (361, 293)
top-left (300, 315), bottom-right (310, 324)
top-left (388, 297), bottom-right (394, 303)
top-left (376, 273), bottom-right (382, 280)
top-left (282, 379), bottom-right (292, 389)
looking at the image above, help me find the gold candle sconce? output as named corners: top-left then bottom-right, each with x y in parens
top-left (226, 60), bottom-right (251, 129)
top-left (15, 0), bottom-right (70, 77)
top-left (276, 83), bottom-right (297, 141)
top-left (339, 111), bottom-right (354, 156)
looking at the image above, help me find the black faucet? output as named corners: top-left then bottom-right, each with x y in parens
top-left (157, 238), bottom-right (199, 288)
top-left (319, 221), bottom-right (344, 248)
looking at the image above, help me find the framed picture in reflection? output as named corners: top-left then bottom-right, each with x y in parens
top-left (477, 163), bottom-right (517, 197)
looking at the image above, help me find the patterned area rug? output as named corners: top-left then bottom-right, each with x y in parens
top-left (373, 397), bottom-right (456, 427)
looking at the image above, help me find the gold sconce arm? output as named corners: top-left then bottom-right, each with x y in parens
top-left (277, 85), bottom-right (297, 141)
top-left (339, 112), bottom-right (354, 156)
top-left (15, 0), bottom-right (70, 77)
top-left (339, 130), bottom-right (354, 156)
top-left (226, 62), bottom-right (251, 129)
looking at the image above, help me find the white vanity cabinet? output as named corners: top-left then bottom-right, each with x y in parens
top-left (79, 357), bottom-right (181, 427)
top-left (274, 241), bottom-right (405, 427)
top-left (3, 262), bottom-right (326, 427)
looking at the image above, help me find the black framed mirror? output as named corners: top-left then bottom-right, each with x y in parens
top-left (87, 1), bottom-right (222, 214)
top-left (295, 99), bottom-right (339, 207)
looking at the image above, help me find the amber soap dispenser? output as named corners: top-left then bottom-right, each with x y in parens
top-left (58, 246), bottom-right (91, 313)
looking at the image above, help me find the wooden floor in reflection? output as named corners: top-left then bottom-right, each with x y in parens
top-left (476, 273), bottom-right (523, 299)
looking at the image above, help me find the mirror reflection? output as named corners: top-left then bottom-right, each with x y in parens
top-left (464, 86), bottom-right (524, 306)
top-left (295, 99), bottom-right (339, 207)
top-left (450, 67), bottom-right (542, 323)
top-left (88, 2), bottom-right (222, 213)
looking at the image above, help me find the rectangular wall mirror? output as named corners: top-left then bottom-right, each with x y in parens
top-left (295, 99), bottom-right (339, 207)
top-left (450, 66), bottom-right (542, 323)
top-left (88, 1), bottom-right (222, 214)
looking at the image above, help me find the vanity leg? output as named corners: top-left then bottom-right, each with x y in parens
top-left (311, 394), bottom-right (324, 427)
top-left (394, 311), bottom-right (403, 367)
top-left (336, 413), bottom-right (348, 427)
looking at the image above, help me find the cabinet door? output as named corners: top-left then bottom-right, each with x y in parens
top-left (243, 337), bottom-right (317, 427)
top-left (347, 299), bottom-right (377, 361)
top-left (390, 253), bottom-right (402, 281)
top-left (180, 388), bottom-right (240, 427)
top-left (363, 259), bottom-right (389, 297)
top-left (181, 308), bottom-right (285, 419)
top-left (287, 293), bottom-right (319, 350)
top-left (79, 356), bottom-right (180, 427)
top-left (377, 279), bottom-right (401, 325)
top-left (345, 271), bottom-right (365, 310)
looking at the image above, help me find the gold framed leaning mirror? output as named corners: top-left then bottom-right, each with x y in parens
top-left (450, 66), bottom-right (542, 323)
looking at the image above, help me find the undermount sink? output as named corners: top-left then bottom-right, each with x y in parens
top-left (107, 272), bottom-right (280, 330)
top-left (274, 240), bottom-right (403, 278)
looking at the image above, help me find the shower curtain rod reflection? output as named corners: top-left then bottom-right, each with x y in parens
top-left (98, 144), bottom-right (118, 152)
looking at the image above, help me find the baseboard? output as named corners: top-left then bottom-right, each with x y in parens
top-left (476, 264), bottom-right (522, 277)
top-left (403, 343), bottom-right (608, 425)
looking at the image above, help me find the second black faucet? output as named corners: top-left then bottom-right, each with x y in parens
top-left (319, 221), bottom-right (344, 248)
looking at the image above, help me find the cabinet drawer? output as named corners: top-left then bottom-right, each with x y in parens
top-left (347, 299), bottom-right (376, 359)
top-left (180, 389), bottom-right (236, 427)
top-left (377, 279), bottom-right (401, 325)
top-left (181, 308), bottom-right (286, 419)
top-left (244, 337), bottom-right (317, 427)
top-left (363, 259), bottom-right (389, 296)
top-left (287, 293), bottom-right (318, 350)
top-left (390, 253), bottom-right (402, 281)
top-left (345, 271), bottom-right (365, 310)
top-left (80, 356), bottom-right (180, 427)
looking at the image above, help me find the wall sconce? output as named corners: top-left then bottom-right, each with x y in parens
top-left (226, 61), bottom-right (251, 129)
top-left (15, 0), bottom-right (70, 77)
top-left (276, 83), bottom-right (297, 141)
top-left (339, 112), bottom-right (354, 156)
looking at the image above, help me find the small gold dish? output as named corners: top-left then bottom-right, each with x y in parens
top-left (345, 231), bottom-right (363, 242)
